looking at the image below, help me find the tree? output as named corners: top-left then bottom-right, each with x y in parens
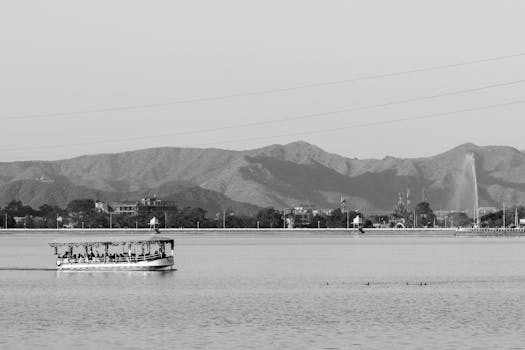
top-left (414, 202), bottom-right (436, 227)
top-left (364, 219), bottom-right (374, 228)
top-left (326, 208), bottom-right (344, 228)
top-left (326, 208), bottom-right (361, 228)
top-left (38, 204), bottom-right (56, 217)
top-left (4, 200), bottom-right (35, 216)
top-left (0, 209), bottom-right (15, 228)
top-left (171, 207), bottom-right (208, 228)
top-left (66, 199), bottom-right (95, 213)
top-left (368, 215), bottom-right (389, 228)
top-left (36, 204), bottom-right (66, 228)
top-left (24, 216), bottom-right (35, 229)
top-left (446, 212), bottom-right (471, 227)
top-left (65, 199), bottom-right (98, 228)
top-left (308, 214), bottom-right (326, 228)
top-left (477, 207), bottom-right (522, 228)
top-left (255, 208), bottom-right (283, 228)
top-left (85, 211), bottom-right (109, 228)
top-left (226, 214), bottom-right (256, 228)
top-left (113, 214), bottom-right (139, 229)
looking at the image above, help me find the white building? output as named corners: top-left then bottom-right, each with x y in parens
top-left (95, 201), bottom-right (109, 213)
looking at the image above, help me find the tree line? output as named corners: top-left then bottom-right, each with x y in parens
top-left (0, 199), bottom-right (362, 229)
top-left (0, 198), bottom-right (521, 229)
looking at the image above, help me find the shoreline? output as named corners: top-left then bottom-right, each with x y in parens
top-left (0, 227), bottom-right (457, 237)
top-left (3, 227), bottom-right (525, 238)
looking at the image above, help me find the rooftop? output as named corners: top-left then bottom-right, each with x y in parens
top-left (49, 234), bottom-right (174, 246)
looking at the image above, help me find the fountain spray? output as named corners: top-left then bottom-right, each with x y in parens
top-left (466, 153), bottom-right (480, 227)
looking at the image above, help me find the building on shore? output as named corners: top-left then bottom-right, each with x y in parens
top-left (95, 201), bottom-right (109, 213)
top-left (292, 204), bottom-right (315, 227)
top-left (478, 207), bottom-right (497, 217)
top-left (110, 202), bottom-right (139, 216)
top-left (109, 197), bottom-right (178, 216)
top-left (13, 216), bottom-right (26, 226)
top-left (138, 197), bottom-right (177, 213)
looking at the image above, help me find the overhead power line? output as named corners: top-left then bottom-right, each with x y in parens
top-left (4, 78), bottom-right (522, 145)
top-left (132, 79), bottom-right (522, 138)
top-left (2, 52), bottom-right (525, 122)
top-left (184, 99), bottom-right (525, 149)
top-left (2, 99), bottom-right (524, 154)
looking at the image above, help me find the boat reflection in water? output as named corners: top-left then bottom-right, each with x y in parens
top-left (49, 234), bottom-right (175, 271)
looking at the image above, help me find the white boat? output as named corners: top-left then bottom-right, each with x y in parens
top-left (49, 234), bottom-right (175, 271)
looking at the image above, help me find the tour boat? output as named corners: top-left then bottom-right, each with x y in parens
top-left (49, 234), bottom-right (175, 271)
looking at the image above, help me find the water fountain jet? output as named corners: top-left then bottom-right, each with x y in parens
top-left (464, 153), bottom-right (480, 227)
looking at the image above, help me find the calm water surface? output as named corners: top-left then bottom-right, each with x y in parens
top-left (1, 232), bottom-right (525, 349)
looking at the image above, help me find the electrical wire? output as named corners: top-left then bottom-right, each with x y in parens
top-left (2, 99), bottom-right (524, 154)
top-left (2, 52), bottom-right (525, 122)
top-left (183, 99), bottom-right (525, 149)
top-left (3, 78), bottom-right (522, 149)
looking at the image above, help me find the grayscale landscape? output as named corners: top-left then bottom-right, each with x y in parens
top-left (2, 1), bottom-right (525, 349)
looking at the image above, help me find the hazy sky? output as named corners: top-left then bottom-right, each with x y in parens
top-left (1, 0), bottom-right (524, 161)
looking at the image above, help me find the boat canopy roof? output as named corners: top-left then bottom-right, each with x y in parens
top-left (49, 234), bottom-right (174, 247)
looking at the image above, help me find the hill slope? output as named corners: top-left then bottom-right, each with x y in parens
top-left (1, 141), bottom-right (525, 212)
top-left (0, 178), bottom-right (260, 216)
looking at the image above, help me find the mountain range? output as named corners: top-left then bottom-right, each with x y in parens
top-left (1, 141), bottom-right (524, 215)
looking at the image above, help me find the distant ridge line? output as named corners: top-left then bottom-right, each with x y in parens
top-left (2, 92), bottom-right (525, 156)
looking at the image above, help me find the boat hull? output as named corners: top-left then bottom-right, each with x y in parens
top-left (56, 257), bottom-right (174, 271)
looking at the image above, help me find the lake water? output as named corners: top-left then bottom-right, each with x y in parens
top-left (2, 231), bottom-right (525, 349)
